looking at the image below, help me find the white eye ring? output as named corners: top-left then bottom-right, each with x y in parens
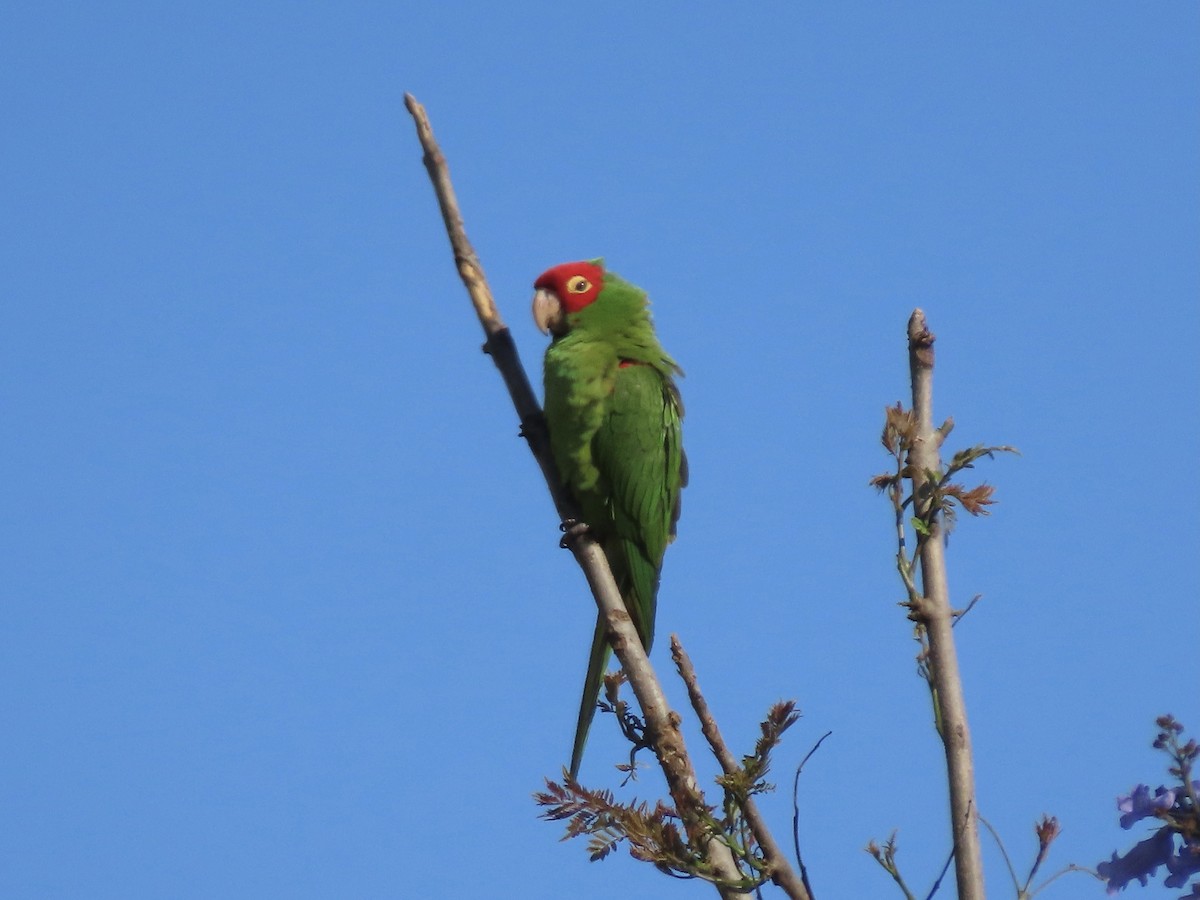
top-left (566, 275), bottom-right (591, 293)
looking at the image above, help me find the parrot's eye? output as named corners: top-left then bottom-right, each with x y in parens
top-left (566, 275), bottom-right (591, 293)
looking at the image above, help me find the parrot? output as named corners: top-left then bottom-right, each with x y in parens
top-left (531, 259), bottom-right (686, 778)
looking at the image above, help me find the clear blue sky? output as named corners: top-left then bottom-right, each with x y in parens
top-left (3, 4), bottom-right (1197, 898)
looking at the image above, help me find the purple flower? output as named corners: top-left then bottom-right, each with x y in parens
top-left (1098, 828), bottom-right (1175, 894)
top-left (1118, 784), bottom-right (1177, 829)
top-left (1165, 839), bottom-right (1200, 889)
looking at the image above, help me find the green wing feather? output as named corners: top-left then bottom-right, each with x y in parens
top-left (593, 363), bottom-right (685, 645)
top-left (568, 363), bottom-right (685, 777)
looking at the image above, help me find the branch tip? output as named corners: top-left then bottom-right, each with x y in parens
top-left (908, 308), bottom-right (927, 334)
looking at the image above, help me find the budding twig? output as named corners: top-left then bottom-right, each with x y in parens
top-left (905, 310), bottom-right (986, 900)
top-left (673, 637), bottom-right (812, 900)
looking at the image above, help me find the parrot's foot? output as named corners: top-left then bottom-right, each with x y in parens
top-left (559, 518), bottom-right (590, 549)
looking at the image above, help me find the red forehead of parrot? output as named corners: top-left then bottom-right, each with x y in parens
top-left (533, 261), bottom-right (605, 313)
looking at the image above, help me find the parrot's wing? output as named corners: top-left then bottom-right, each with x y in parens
top-left (591, 363), bottom-right (685, 650)
top-left (568, 363), bottom-right (683, 777)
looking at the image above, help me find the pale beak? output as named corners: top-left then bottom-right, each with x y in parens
top-left (532, 288), bottom-right (567, 336)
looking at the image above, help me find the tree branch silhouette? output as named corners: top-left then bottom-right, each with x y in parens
top-left (404, 92), bottom-right (796, 899)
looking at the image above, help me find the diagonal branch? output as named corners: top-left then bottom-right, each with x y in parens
top-left (905, 310), bottom-right (986, 900)
top-left (674, 637), bottom-right (813, 899)
top-left (403, 92), bottom-right (754, 899)
top-left (403, 93), bottom-right (570, 519)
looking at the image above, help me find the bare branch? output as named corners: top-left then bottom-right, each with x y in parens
top-left (672, 637), bottom-right (740, 775)
top-left (951, 594), bottom-right (983, 626)
top-left (404, 93), bottom-right (753, 899)
top-left (402, 93), bottom-right (572, 521)
top-left (403, 93), bottom-right (501, 335)
top-left (673, 637), bottom-right (812, 900)
top-left (905, 309), bottom-right (986, 899)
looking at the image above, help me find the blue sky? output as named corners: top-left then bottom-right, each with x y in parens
top-left (3, 3), bottom-right (1197, 898)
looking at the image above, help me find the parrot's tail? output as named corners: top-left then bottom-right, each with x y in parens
top-left (569, 615), bottom-right (611, 779)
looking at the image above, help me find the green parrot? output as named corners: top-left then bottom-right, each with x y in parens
top-left (531, 259), bottom-right (686, 778)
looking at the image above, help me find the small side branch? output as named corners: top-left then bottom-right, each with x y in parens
top-left (866, 833), bottom-right (919, 900)
top-left (673, 638), bottom-right (812, 900)
top-left (792, 732), bottom-right (830, 896)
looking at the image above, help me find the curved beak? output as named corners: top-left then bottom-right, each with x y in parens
top-left (532, 288), bottom-right (567, 336)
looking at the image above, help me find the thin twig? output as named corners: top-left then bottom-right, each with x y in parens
top-left (979, 814), bottom-right (1020, 894)
top-left (1030, 863), bottom-right (1100, 896)
top-left (673, 637), bottom-right (812, 900)
top-left (923, 842), bottom-right (957, 900)
top-left (404, 92), bottom-right (752, 899)
top-left (906, 310), bottom-right (985, 899)
top-left (792, 732), bottom-right (831, 899)
top-left (951, 594), bottom-right (982, 626)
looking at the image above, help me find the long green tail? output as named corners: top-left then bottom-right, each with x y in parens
top-left (568, 539), bottom-right (659, 778)
top-left (569, 614), bottom-right (611, 778)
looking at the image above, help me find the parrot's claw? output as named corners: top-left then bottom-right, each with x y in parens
top-left (559, 518), bottom-right (590, 549)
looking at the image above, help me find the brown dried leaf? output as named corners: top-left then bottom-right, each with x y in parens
top-left (956, 483), bottom-right (997, 516)
top-left (881, 403), bottom-right (916, 454)
top-left (870, 472), bottom-right (898, 491)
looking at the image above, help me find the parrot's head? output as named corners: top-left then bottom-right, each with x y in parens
top-left (531, 259), bottom-right (605, 336)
